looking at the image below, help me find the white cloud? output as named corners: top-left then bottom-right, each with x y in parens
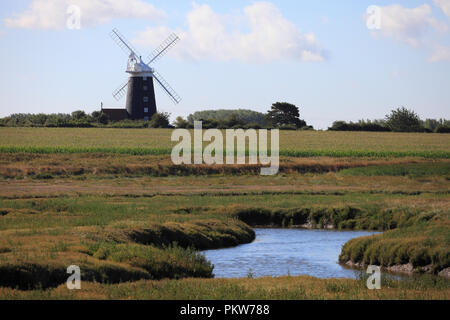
top-left (134, 2), bottom-right (327, 63)
top-left (4, 0), bottom-right (166, 30)
top-left (434, 0), bottom-right (450, 17)
top-left (365, 4), bottom-right (447, 47)
top-left (429, 45), bottom-right (450, 61)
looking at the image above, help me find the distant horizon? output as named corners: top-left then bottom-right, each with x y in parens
top-left (1, 105), bottom-right (449, 130)
top-left (1, 0), bottom-right (449, 130)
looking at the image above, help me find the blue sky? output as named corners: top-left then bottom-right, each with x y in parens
top-left (0, 0), bottom-right (449, 129)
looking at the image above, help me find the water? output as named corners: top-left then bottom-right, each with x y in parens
top-left (203, 228), bottom-right (378, 279)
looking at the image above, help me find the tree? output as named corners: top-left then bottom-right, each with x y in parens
top-left (385, 107), bottom-right (422, 132)
top-left (150, 112), bottom-right (171, 128)
top-left (224, 114), bottom-right (246, 128)
top-left (71, 110), bottom-right (87, 120)
top-left (435, 125), bottom-right (450, 133)
top-left (91, 111), bottom-right (109, 124)
top-left (173, 116), bottom-right (189, 128)
top-left (266, 102), bottom-right (306, 128)
top-left (199, 118), bottom-right (220, 129)
top-left (422, 118), bottom-right (450, 132)
top-left (97, 113), bottom-right (109, 125)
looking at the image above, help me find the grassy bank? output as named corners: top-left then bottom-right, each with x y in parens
top-left (2, 153), bottom-right (446, 179)
top-left (0, 217), bottom-right (254, 289)
top-left (339, 211), bottom-right (450, 274)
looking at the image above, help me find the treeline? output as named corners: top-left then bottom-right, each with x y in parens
top-left (1, 104), bottom-right (448, 133)
top-left (0, 103), bottom-right (313, 131)
top-left (187, 109), bottom-right (267, 126)
top-left (174, 111), bottom-right (267, 130)
top-left (329, 108), bottom-right (450, 133)
top-left (0, 111), bottom-right (172, 129)
top-left (329, 120), bottom-right (390, 132)
top-left (174, 103), bottom-right (313, 130)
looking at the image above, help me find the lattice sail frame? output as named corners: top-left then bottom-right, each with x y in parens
top-left (110, 28), bottom-right (181, 104)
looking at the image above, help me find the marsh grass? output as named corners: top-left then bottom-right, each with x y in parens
top-left (0, 191), bottom-right (447, 291)
top-left (340, 163), bottom-right (450, 177)
top-left (1, 153), bottom-right (442, 179)
top-left (339, 211), bottom-right (450, 271)
top-left (0, 128), bottom-right (448, 298)
top-left (0, 276), bottom-right (448, 300)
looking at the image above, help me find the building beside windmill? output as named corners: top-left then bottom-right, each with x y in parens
top-left (103, 29), bottom-right (181, 121)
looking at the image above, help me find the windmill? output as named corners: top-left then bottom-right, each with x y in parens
top-left (110, 28), bottom-right (181, 120)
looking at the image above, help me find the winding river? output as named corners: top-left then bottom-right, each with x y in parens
top-left (203, 228), bottom-right (379, 279)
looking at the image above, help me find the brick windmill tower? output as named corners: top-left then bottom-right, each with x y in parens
top-left (109, 28), bottom-right (181, 120)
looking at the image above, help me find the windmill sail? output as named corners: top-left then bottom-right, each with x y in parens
top-left (147, 33), bottom-right (180, 64)
top-left (112, 80), bottom-right (129, 101)
top-left (110, 28), bottom-right (141, 58)
top-left (153, 71), bottom-right (181, 104)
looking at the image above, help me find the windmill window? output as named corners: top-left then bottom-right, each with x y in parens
top-left (143, 97), bottom-right (149, 102)
top-left (144, 116), bottom-right (149, 121)
top-left (143, 86), bottom-right (148, 91)
top-left (144, 108), bottom-right (149, 113)
top-left (143, 77), bottom-right (148, 81)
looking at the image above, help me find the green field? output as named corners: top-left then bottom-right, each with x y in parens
top-left (1, 127), bottom-right (449, 158)
top-left (0, 128), bottom-right (448, 299)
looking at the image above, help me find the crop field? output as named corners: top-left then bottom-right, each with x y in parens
top-left (1, 127), bottom-right (449, 158)
top-left (0, 128), bottom-right (449, 300)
